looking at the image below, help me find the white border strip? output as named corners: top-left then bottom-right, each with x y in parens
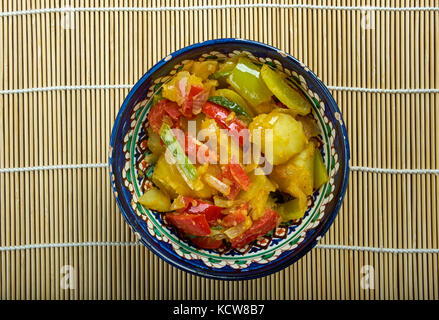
top-left (1, 84), bottom-right (439, 95)
top-left (1, 163), bottom-right (438, 175)
top-left (350, 166), bottom-right (439, 175)
top-left (315, 244), bottom-right (439, 254)
top-left (0, 242), bottom-right (139, 252)
top-left (0, 163), bottom-right (108, 173)
top-left (326, 86), bottom-right (439, 94)
top-left (0, 241), bottom-right (437, 254)
top-left (0, 84), bottom-right (133, 94)
top-left (1, 4), bottom-right (439, 17)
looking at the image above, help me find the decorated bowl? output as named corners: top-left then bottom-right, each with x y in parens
top-left (109, 38), bottom-right (350, 280)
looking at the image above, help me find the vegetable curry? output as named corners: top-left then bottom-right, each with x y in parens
top-left (138, 55), bottom-right (329, 251)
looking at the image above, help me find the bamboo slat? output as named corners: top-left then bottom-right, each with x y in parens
top-left (0, 0), bottom-right (438, 300)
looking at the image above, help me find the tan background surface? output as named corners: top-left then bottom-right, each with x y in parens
top-left (0, 0), bottom-right (438, 299)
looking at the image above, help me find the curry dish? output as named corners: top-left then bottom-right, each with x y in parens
top-left (137, 55), bottom-right (329, 250)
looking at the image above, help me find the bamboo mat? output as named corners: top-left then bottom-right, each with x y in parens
top-left (1, 0), bottom-right (438, 300)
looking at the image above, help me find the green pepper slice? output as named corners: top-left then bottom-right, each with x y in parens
top-left (213, 88), bottom-right (254, 117)
top-left (313, 150), bottom-right (329, 189)
top-left (227, 57), bottom-right (272, 107)
top-left (260, 64), bottom-right (311, 115)
top-left (209, 71), bottom-right (231, 80)
top-left (159, 123), bottom-right (198, 181)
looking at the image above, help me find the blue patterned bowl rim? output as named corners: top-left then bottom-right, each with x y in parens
top-left (109, 38), bottom-right (350, 280)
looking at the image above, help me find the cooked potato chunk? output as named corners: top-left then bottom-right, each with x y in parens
top-left (290, 142), bottom-right (315, 194)
top-left (191, 60), bottom-right (218, 80)
top-left (270, 142), bottom-right (315, 198)
top-left (236, 169), bottom-right (276, 220)
top-left (138, 187), bottom-right (171, 212)
top-left (252, 100), bottom-right (275, 114)
top-left (249, 110), bottom-right (307, 165)
top-left (152, 154), bottom-right (215, 199)
top-left (203, 79), bottom-right (219, 96)
top-left (147, 127), bottom-right (165, 155)
top-left (277, 198), bottom-right (307, 222)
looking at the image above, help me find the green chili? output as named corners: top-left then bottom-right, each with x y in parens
top-left (159, 123), bottom-right (198, 181)
top-left (207, 96), bottom-right (250, 117)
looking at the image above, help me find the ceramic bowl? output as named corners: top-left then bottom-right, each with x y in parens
top-left (109, 38), bottom-right (350, 280)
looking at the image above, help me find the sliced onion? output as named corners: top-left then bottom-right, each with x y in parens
top-left (165, 149), bottom-right (203, 191)
top-left (221, 178), bottom-right (233, 186)
top-left (170, 195), bottom-right (187, 211)
top-left (213, 196), bottom-right (236, 208)
top-left (209, 228), bottom-right (226, 239)
top-left (177, 76), bottom-right (188, 98)
top-left (224, 216), bottom-right (252, 239)
top-left (192, 90), bottom-right (208, 115)
top-left (203, 174), bottom-right (230, 195)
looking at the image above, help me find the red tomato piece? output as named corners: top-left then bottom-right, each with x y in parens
top-left (187, 202), bottom-right (223, 226)
top-left (202, 101), bottom-right (249, 146)
top-left (166, 213), bottom-right (211, 236)
top-left (231, 208), bottom-right (281, 249)
top-left (201, 101), bottom-right (230, 127)
top-left (188, 85), bottom-right (204, 96)
top-left (221, 212), bottom-right (246, 228)
top-left (147, 100), bottom-right (166, 133)
top-left (228, 163), bottom-right (250, 191)
top-left (148, 99), bottom-right (180, 133)
top-left (220, 164), bottom-right (234, 181)
top-left (177, 196), bottom-right (223, 227)
top-left (227, 185), bottom-right (241, 200)
top-left (221, 203), bottom-right (248, 228)
top-left (162, 100), bottom-right (182, 120)
top-left (172, 130), bottom-right (218, 165)
top-left (219, 165), bottom-right (243, 200)
top-left (191, 236), bottom-right (223, 249)
top-left (181, 85), bottom-right (205, 119)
